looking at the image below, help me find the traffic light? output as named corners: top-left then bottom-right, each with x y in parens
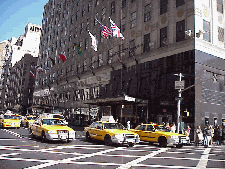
top-left (184, 109), bottom-right (189, 117)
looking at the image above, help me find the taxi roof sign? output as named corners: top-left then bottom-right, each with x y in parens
top-left (101, 116), bottom-right (115, 122)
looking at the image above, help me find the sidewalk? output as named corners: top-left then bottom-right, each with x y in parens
top-left (68, 124), bottom-right (84, 131)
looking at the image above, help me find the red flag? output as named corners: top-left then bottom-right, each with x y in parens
top-left (59, 54), bottom-right (66, 62)
top-left (30, 70), bottom-right (34, 77)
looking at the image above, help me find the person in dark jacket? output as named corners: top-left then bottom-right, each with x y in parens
top-left (219, 126), bottom-right (223, 145)
top-left (203, 126), bottom-right (208, 147)
top-left (214, 125), bottom-right (220, 145)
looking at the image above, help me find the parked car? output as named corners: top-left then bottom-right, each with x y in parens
top-left (28, 117), bottom-right (75, 143)
top-left (129, 123), bottom-right (190, 147)
top-left (84, 116), bottom-right (140, 146)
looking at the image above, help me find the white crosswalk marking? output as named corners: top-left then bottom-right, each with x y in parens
top-left (117, 148), bottom-right (169, 169)
top-left (195, 147), bottom-right (211, 169)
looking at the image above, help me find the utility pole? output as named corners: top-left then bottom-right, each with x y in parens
top-left (174, 73), bottom-right (184, 133)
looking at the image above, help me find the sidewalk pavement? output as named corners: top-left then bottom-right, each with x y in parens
top-left (68, 124), bottom-right (84, 131)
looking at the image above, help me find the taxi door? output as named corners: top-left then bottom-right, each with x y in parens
top-left (32, 119), bottom-right (41, 136)
top-left (135, 125), bottom-right (147, 141)
top-left (88, 122), bottom-right (98, 139)
top-left (95, 122), bottom-right (104, 140)
top-left (146, 125), bottom-right (156, 142)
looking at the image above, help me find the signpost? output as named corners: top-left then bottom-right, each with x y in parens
top-left (175, 81), bottom-right (185, 89)
top-left (174, 73), bottom-right (184, 133)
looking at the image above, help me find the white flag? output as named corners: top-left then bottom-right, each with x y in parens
top-left (88, 31), bottom-right (98, 51)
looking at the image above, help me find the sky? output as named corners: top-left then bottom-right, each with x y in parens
top-left (0, 0), bottom-right (49, 42)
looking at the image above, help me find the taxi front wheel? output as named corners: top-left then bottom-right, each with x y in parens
top-left (104, 135), bottom-right (112, 146)
top-left (41, 131), bottom-right (46, 143)
top-left (159, 137), bottom-right (167, 147)
top-left (86, 132), bottom-right (92, 141)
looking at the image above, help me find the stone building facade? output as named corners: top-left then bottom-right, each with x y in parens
top-left (33, 0), bottom-right (225, 129)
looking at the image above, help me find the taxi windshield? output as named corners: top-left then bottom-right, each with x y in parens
top-left (42, 119), bottom-right (65, 125)
top-left (154, 125), bottom-right (170, 132)
top-left (103, 123), bottom-right (125, 129)
top-left (52, 115), bottom-right (64, 119)
top-left (4, 115), bottom-right (17, 119)
top-left (27, 117), bottom-right (36, 120)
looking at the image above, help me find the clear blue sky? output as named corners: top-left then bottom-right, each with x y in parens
top-left (0, 0), bottom-right (49, 42)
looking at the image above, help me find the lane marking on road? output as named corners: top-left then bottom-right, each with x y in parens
top-left (1, 129), bottom-right (23, 138)
top-left (132, 163), bottom-right (196, 168)
top-left (24, 146), bottom-right (126, 169)
top-left (117, 147), bottom-right (169, 169)
top-left (195, 147), bottom-right (211, 169)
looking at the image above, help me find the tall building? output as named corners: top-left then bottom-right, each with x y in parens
top-left (11, 23), bottom-right (41, 66)
top-left (6, 54), bottom-right (37, 115)
top-left (0, 23), bottom-right (41, 113)
top-left (33, 0), bottom-right (225, 129)
top-left (0, 38), bottom-right (14, 111)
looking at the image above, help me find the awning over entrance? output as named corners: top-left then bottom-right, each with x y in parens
top-left (84, 95), bottom-right (148, 106)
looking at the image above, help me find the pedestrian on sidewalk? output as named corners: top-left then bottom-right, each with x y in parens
top-left (186, 125), bottom-right (191, 137)
top-left (214, 125), bottom-right (220, 145)
top-left (209, 125), bottom-right (214, 145)
top-left (206, 126), bottom-right (212, 146)
top-left (171, 123), bottom-right (176, 133)
top-left (203, 126), bottom-right (210, 147)
top-left (196, 125), bottom-right (203, 146)
top-left (219, 125), bottom-right (223, 145)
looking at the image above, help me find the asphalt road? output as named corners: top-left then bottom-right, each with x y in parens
top-left (0, 127), bottom-right (225, 169)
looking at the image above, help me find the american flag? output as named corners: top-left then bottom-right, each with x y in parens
top-left (95, 18), bottom-right (112, 39)
top-left (109, 18), bottom-right (124, 39)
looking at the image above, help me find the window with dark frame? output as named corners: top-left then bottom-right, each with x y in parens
top-left (120, 17), bottom-right (126, 33)
top-left (160, 27), bottom-right (168, 47)
top-left (160, 0), bottom-right (168, 15)
top-left (108, 48), bottom-right (113, 64)
top-left (94, 13), bottom-right (98, 26)
top-left (130, 12), bottom-right (136, 28)
top-left (218, 27), bottom-right (224, 42)
top-left (217, 0), bottom-right (223, 13)
top-left (176, 0), bottom-right (185, 7)
top-left (88, 3), bottom-right (91, 12)
top-left (129, 39), bottom-right (135, 57)
top-left (122, 0), bottom-right (126, 8)
top-left (176, 20), bottom-right (185, 42)
top-left (80, 22), bottom-right (83, 34)
top-left (82, 6), bottom-right (85, 16)
top-left (111, 1), bottom-right (115, 15)
top-left (99, 53), bottom-right (103, 67)
top-left (203, 20), bottom-right (211, 42)
top-left (95, 0), bottom-right (99, 7)
top-left (144, 4), bottom-right (151, 22)
top-left (85, 38), bottom-right (88, 50)
top-left (86, 18), bottom-right (89, 31)
top-left (100, 30), bottom-right (103, 42)
top-left (144, 33), bottom-right (150, 53)
top-left (76, 11), bottom-right (79, 21)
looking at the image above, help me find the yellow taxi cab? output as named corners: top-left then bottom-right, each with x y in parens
top-left (84, 116), bottom-right (140, 146)
top-left (0, 111), bottom-right (20, 129)
top-left (28, 117), bottom-right (75, 143)
top-left (21, 115), bottom-right (37, 127)
top-left (129, 123), bottom-right (190, 147)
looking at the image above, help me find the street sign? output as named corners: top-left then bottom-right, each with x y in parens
top-left (175, 81), bottom-right (184, 89)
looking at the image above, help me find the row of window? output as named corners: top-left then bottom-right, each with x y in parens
top-left (38, 19), bottom-right (225, 79)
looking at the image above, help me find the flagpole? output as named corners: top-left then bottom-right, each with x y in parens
top-left (120, 0), bottom-right (123, 124)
